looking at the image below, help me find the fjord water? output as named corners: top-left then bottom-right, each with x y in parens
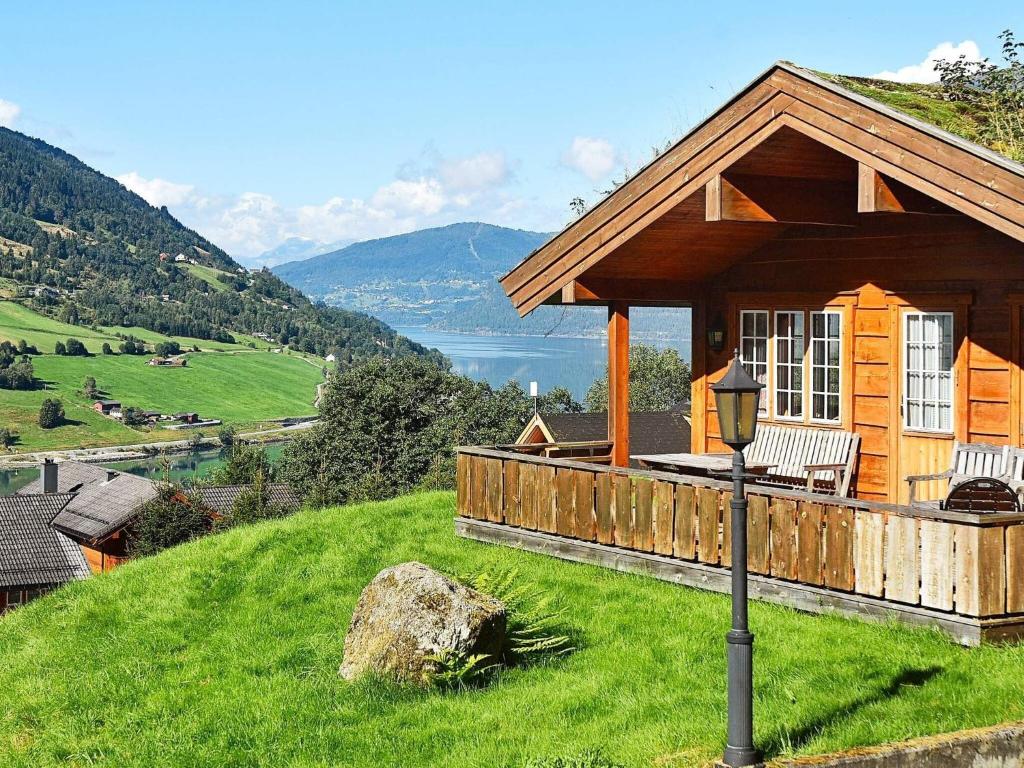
top-left (396, 327), bottom-right (691, 400)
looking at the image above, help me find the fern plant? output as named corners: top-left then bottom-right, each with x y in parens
top-left (422, 648), bottom-right (496, 689)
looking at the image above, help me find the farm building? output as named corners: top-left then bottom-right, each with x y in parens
top-left (457, 63), bottom-right (1024, 645)
top-left (0, 491), bottom-right (90, 613)
top-left (92, 399), bottom-right (121, 415)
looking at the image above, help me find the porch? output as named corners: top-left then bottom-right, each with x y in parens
top-left (456, 447), bottom-right (1024, 645)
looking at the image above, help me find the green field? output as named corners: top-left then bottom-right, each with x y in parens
top-left (183, 262), bottom-right (235, 292)
top-left (2, 492), bottom-right (1024, 767)
top-left (0, 301), bottom-right (323, 452)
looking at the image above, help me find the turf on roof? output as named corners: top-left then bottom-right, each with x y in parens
top-left (809, 68), bottom-right (1023, 162)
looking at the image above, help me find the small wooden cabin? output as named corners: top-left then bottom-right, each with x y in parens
top-left (501, 63), bottom-right (1024, 505)
top-left (456, 63), bottom-right (1024, 644)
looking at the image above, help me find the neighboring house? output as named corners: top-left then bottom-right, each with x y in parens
top-left (93, 399), bottom-right (121, 415)
top-left (196, 484), bottom-right (302, 516)
top-left (173, 412), bottom-right (201, 424)
top-left (325, 353), bottom-right (336, 363)
top-left (517, 411), bottom-right (691, 466)
top-left (174, 253), bottom-right (188, 263)
top-left (0, 492), bottom-right (90, 613)
top-left (148, 357), bottom-right (186, 367)
top-left (18, 462), bottom-right (159, 573)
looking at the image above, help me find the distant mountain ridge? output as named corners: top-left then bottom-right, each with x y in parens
top-left (256, 236), bottom-right (356, 267)
top-left (273, 222), bottom-right (691, 340)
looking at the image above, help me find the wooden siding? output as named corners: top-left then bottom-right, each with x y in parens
top-left (457, 448), bottom-right (1024, 629)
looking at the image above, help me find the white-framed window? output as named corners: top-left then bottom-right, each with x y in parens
top-left (740, 310), bottom-right (769, 413)
top-left (810, 311), bottom-right (842, 423)
top-left (774, 311), bottom-right (804, 420)
top-left (903, 311), bottom-right (954, 432)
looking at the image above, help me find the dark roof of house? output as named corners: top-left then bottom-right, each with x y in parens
top-left (196, 483), bottom-right (302, 514)
top-left (0, 493), bottom-right (90, 589)
top-left (97, 399), bottom-right (120, 406)
top-left (538, 410), bottom-right (691, 456)
top-left (20, 462), bottom-right (159, 544)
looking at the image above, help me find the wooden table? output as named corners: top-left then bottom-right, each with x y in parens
top-left (632, 453), bottom-right (776, 477)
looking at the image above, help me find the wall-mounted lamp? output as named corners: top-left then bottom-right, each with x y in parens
top-left (707, 313), bottom-right (726, 354)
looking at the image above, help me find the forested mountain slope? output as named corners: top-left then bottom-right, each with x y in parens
top-left (0, 127), bottom-right (435, 362)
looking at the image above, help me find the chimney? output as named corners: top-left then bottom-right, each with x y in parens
top-left (106, 470), bottom-right (118, 482)
top-left (41, 459), bottom-right (58, 494)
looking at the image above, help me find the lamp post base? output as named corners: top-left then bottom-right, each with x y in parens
top-left (718, 750), bottom-right (764, 768)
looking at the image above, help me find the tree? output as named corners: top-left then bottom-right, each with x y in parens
top-left (101, 342), bottom-right (114, 355)
top-left (282, 357), bottom-right (533, 506)
top-left (0, 427), bottom-right (14, 449)
top-left (65, 337), bottom-right (87, 356)
top-left (119, 337), bottom-right (146, 355)
top-left (122, 406), bottom-right (147, 426)
top-left (154, 340), bottom-right (181, 357)
top-left (538, 386), bottom-right (584, 414)
top-left (82, 376), bottom-right (98, 399)
top-left (53, 340), bottom-right (66, 356)
top-left (218, 424), bottom-right (238, 451)
top-left (219, 471), bottom-right (289, 528)
top-left (126, 484), bottom-right (210, 558)
top-left (38, 398), bottom-right (65, 428)
top-left (210, 443), bottom-right (275, 485)
top-left (585, 344), bottom-right (691, 413)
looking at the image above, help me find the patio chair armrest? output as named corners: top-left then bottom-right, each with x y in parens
top-left (905, 469), bottom-right (953, 483)
top-left (803, 462), bottom-right (846, 471)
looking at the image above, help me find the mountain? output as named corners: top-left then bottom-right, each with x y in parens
top-left (255, 236), bottom-right (355, 268)
top-left (0, 126), bottom-right (437, 363)
top-left (273, 222), bottom-right (691, 340)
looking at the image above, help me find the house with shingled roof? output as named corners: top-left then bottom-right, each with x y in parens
top-left (0, 493), bottom-right (90, 613)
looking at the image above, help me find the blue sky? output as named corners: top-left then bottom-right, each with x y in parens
top-left (1, 1), bottom-right (1022, 264)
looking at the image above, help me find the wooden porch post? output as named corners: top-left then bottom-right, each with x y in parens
top-left (608, 302), bottom-right (630, 466)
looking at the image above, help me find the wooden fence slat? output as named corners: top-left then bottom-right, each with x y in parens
top-left (854, 510), bottom-right (885, 597)
top-left (485, 458), bottom-right (504, 523)
top-left (721, 491), bottom-right (734, 568)
top-left (633, 478), bottom-right (654, 552)
top-left (519, 463), bottom-right (538, 530)
top-left (595, 474), bottom-right (614, 544)
top-left (796, 501), bottom-right (823, 585)
top-left (824, 505), bottom-right (854, 591)
top-left (697, 488), bottom-right (721, 564)
top-left (770, 499), bottom-right (798, 581)
top-left (920, 519), bottom-right (954, 611)
top-left (955, 525), bottom-right (980, 616)
top-left (673, 484), bottom-right (696, 560)
top-left (979, 527), bottom-right (1007, 618)
top-left (884, 515), bottom-right (919, 604)
top-left (555, 469), bottom-right (576, 537)
top-left (653, 480), bottom-right (675, 555)
top-left (747, 495), bottom-right (770, 575)
top-left (1006, 524), bottom-right (1024, 614)
top-left (470, 456), bottom-right (487, 521)
top-left (456, 453), bottom-right (471, 517)
top-left (537, 465), bottom-right (557, 533)
top-left (503, 460), bottom-right (520, 527)
top-left (574, 471), bottom-right (596, 540)
top-left (613, 474), bottom-right (633, 548)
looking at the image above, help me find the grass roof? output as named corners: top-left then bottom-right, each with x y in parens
top-left (807, 68), bottom-right (1024, 163)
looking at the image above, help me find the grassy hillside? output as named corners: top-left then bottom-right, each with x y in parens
top-left (1, 301), bottom-right (322, 452)
top-left (2, 493), bottom-right (1024, 767)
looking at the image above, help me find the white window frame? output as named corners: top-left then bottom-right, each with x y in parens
top-left (809, 310), bottom-right (842, 425)
top-left (902, 310), bottom-right (954, 434)
top-left (773, 310), bottom-right (805, 421)
top-left (739, 309), bottom-right (770, 415)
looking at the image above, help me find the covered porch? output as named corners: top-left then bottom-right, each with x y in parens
top-left (456, 63), bottom-right (1024, 643)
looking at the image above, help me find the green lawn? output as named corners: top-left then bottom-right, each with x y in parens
top-left (2, 492), bottom-right (1024, 767)
top-left (3, 351), bottom-right (320, 452)
top-left (182, 262), bottom-right (234, 292)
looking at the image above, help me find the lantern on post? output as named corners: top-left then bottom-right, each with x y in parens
top-left (710, 349), bottom-right (765, 768)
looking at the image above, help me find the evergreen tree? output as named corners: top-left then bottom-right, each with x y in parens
top-left (38, 398), bottom-right (65, 428)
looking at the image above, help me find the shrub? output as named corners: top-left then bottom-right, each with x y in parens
top-left (122, 406), bottom-right (148, 427)
top-left (0, 427), bottom-right (15, 449)
top-left (38, 398), bottom-right (65, 428)
top-left (53, 340), bottom-right (66, 356)
top-left (101, 342), bottom-right (113, 355)
top-left (82, 376), bottom-right (98, 399)
top-left (127, 484), bottom-right (210, 558)
top-left (65, 337), bottom-right (88, 356)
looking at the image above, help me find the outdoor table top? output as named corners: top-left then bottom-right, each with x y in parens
top-left (632, 453), bottom-right (777, 474)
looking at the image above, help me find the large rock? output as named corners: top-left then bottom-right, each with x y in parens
top-left (340, 562), bottom-right (507, 684)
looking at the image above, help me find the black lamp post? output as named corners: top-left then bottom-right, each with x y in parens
top-left (710, 349), bottom-right (765, 768)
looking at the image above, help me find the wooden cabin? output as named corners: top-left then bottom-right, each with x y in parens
top-left (456, 63), bottom-right (1024, 645)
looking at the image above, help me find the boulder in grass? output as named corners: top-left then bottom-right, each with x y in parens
top-left (339, 561), bottom-right (507, 685)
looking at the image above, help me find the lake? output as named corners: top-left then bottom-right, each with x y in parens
top-left (397, 327), bottom-right (691, 400)
top-left (0, 444), bottom-right (286, 495)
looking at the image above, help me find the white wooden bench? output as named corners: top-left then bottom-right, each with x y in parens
top-left (906, 441), bottom-right (1009, 505)
top-left (743, 424), bottom-right (860, 497)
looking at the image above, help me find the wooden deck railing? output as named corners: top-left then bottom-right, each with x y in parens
top-left (456, 446), bottom-right (1024, 644)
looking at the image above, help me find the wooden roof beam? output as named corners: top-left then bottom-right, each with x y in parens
top-left (705, 172), bottom-right (857, 227)
top-left (858, 162), bottom-right (960, 216)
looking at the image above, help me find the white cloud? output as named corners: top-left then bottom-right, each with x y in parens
top-left (562, 136), bottom-right (617, 181)
top-left (438, 151), bottom-right (510, 191)
top-left (116, 171), bottom-right (197, 208)
top-left (0, 98), bottom-right (21, 128)
top-left (872, 40), bottom-right (982, 84)
top-left (371, 177), bottom-right (447, 216)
